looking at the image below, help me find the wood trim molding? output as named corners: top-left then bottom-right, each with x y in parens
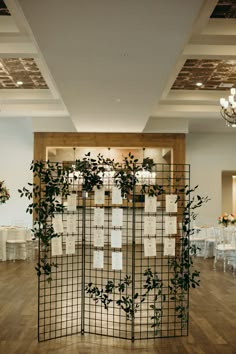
top-left (34, 132), bottom-right (185, 164)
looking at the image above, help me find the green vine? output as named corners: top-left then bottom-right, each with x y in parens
top-left (113, 153), bottom-right (155, 197)
top-left (74, 152), bottom-right (114, 192)
top-left (18, 160), bottom-right (70, 282)
top-left (168, 185), bottom-right (210, 324)
top-left (85, 268), bottom-right (164, 332)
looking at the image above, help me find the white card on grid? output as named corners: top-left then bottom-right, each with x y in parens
top-left (53, 216), bottom-right (64, 234)
top-left (94, 228), bottom-right (104, 247)
top-left (94, 186), bottom-right (105, 205)
top-left (112, 185), bottom-right (123, 205)
top-left (66, 235), bottom-right (75, 255)
top-left (67, 194), bottom-right (77, 212)
top-left (67, 214), bottom-right (77, 234)
top-left (144, 195), bottom-right (157, 213)
top-left (111, 229), bottom-right (122, 248)
top-left (94, 208), bottom-right (104, 227)
top-left (93, 250), bottom-right (104, 269)
top-left (165, 194), bottom-right (177, 213)
top-left (112, 208), bottom-right (123, 227)
top-left (164, 238), bottom-right (176, 256)
top-left (112, 252), bottom-right (123, 270)
top-left (165, 216), bottom-right (177, 235)
top-left (51, 236), bottom-right (63, 256)
top-left (144, 216), bottom-right (156, 235)
top-left (144, 238), bottom-right (156, 257)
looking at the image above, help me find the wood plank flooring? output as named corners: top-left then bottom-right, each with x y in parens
top-left (0, 258), bottom-right (236, 354)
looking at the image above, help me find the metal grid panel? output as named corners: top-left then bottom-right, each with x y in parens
top-left (38, 181), bottom-right (83, 341)
top-left (38, 162), bottom-right (190, 341)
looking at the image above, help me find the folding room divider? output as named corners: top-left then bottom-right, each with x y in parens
top-left (36, 161), bottom-right (191, 342)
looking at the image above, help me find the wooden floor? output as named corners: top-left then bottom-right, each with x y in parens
top-left (0, 258), bottom-right (236, 354)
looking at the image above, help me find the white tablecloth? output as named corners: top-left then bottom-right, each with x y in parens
top-left (0, 227), bottom-right (31, 261)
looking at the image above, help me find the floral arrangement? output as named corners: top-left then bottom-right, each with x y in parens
top-left (218, 212), bottom-right (235, 227)
top-left (0, 180), bottom-right (10, 204)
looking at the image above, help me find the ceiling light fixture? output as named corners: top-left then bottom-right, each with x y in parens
top-left (220, 87), bottom-right (236, 127)
top-left (16, 81), bottom-right (23, 86)
top-left (196, 82), bottom-right (202, 87)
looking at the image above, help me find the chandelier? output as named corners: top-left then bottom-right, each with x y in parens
top-left (220, 87), bottom-right (236, 127)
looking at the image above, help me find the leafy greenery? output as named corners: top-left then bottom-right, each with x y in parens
top-left (85, 268), bottom-right (164, 331)
top-left (18, 160), bottom-right (70, 282)
top-left (74, 152), bottom-right (114, 192)
top-left (168, 185), bottom-right (210, 324)
top-left (113, 152), bottom-right (156, 198)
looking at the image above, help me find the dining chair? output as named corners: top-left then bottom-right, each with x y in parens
top-left (190, 227), bottom-right (207, 257)
top-left (226, 233), bottom-right (236, 275)
top-left (6, 228), bottom-right (28, 262)
top-left (203, 227), bottom-right (218, 258)
top-left (213, 227), bottom-right (236, 272)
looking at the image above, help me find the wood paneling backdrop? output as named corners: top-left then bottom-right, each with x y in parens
top-left (34, 133), bottom-right (185, 164)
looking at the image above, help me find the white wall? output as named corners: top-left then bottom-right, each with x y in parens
top-left (0, 118), bottom-right (33, 227)
top-left (186, 133), bottom-right (236, 227)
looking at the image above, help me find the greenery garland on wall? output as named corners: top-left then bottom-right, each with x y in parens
top-left (19, 152), bottom-right (209, 333)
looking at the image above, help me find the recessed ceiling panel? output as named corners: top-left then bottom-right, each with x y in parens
top-left (172, 59), bottom-right (236, 90)
top-left (210, 0), bottom-right (236, 19)
top-left (0, 58), bottom-right (48, 89)
top-left (0, 0), bottom-right (10, 15)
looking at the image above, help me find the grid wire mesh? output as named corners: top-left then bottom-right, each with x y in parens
top-left (37, 162), bottom-right (190, 341)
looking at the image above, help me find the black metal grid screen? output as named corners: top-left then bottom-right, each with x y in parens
top-left (38, 162), bottom-right (190, 342)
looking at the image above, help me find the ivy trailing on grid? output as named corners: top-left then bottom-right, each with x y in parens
top-left (18, 152), bottom-right (209, 331)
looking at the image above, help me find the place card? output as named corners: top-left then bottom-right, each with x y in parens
top-left (144, 195), bottom-right (157, 213)
top-left (165, 216), bottom-right (177, 235)
top-left (94, 228), bottom-right (104, 247)
top-left (144, 237), bottom-right (156, 257)
top-left (112, 185), bottom-right (123, 205)
top-left (67, 194), bottom-right (77, 212)
top-left (67, 214), bottom-right (77, 234)
top-left (144, 216), bottom-right (156, 235)
top-left (94, 208), bottom-right (104, 227)
top-left (66, 235), bottom-right (75, 255)
top-left (111, 229), bottom-right (122, 248)
top-left (93, 250), bottom-right (104, 269)
top-left (53, 216), bottom-right (64, 234)
top-left (112, 252), bottom-right (123, 270)
top-left (163, 238), bottom-right (176, 256)
top-left (166, 194), bottom-right (178, 213)
top-left (112, 208), bottom-right (123, 227)
top-left (94, 186), bottom-right (105, 205)
top-left (51, 236), bottom-right (62, 256)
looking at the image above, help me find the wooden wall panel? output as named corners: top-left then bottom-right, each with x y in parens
top-left (34, 133), bottom-right (185, 164)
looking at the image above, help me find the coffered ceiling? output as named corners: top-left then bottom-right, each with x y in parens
top-left (0, 58), bottom-right (48, 89)
top-left (0, 0), bottom-right (236, 133)
top-left (172, 59), bottom-right (236, 90)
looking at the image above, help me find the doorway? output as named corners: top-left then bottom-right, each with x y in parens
top-left (222, 171), bottom-right (236, 214)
